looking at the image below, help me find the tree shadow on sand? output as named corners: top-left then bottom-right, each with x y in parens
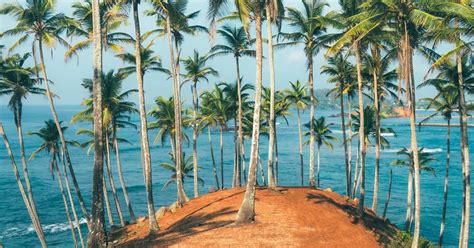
top-left (306, 192), bottom-right (398, 245)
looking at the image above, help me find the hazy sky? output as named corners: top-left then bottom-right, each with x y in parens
top-left (0, 0), bottom-right (443, 107)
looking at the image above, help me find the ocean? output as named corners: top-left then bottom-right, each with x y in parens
top-left (0, 105), bottom-right (473, 247)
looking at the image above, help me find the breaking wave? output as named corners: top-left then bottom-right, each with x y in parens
top-left (0, 218), bottom-right (87, 239)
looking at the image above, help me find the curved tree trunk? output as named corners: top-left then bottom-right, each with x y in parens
top-left (308, 55), bottom-right (316, 188)
top-left (87, 0), bottom-right (106, 245)
top-left (105, 132), bottom-right (125, 226)
top-left (372, 51), bottom-right (381, 212)
top-left (235, 12), bottom-right (263, 224)
top-left (208, 126), bottom-right (220, 189)
top-left (235, 57), bottom-right (243, 187)
top-left (317, 144), bottom-right (321, 188)
top-left (455, 29), bottom-right (470, 247)
top-left (60, 151), bottom-right (85, 247)
top-left (103, 175), bottom-right (113, 227)
top-left (36, 40), bottom-right (90, 227)
top-left (340, 87), bottom-right (350, 196)
top-left (0, 124), bottom-right (47, 247)
top-left (382, 168), bottom-right (393, 219)
top-left (220, 126), bottom-right (224, 189)
top-left (439, 118), bottom-right (451, 246)
top-left (52, 151), bottom-right (78, 248)
top-left (266, 5), bottom-right (276, 190)
top-left (167, 12), bottom-right (188, 205)
top-left (112, 125), bottom-right (135, 222)
top-left (132, 0), bottom-right (158, 231)
top-left (297, 109), bottom-right (304, 186)
top-left (191, 82), bottom-right (199, 197)
top-left (354, 42), bottom-right (366, 216)
top-left (405, 168), bottom-right (413, 231)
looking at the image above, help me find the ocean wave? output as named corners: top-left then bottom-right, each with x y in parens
top-left (383, 148), bottom-right (442, 153)
top-left (381, 133), bottom-right (395, 137)
top-left (0, 218), bottom-right (87, 239)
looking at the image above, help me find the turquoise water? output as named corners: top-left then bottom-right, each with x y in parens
top-left (0, 105), bottom-right (473, 247)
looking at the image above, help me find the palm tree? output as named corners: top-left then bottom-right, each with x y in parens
top-left (88, 0), bottom-right (105, 245)
top-left (304, 117), bottom-right (337, 188)
top-left (284, 80), bottom-right (310, 185)
top-left (424, 3), bottom-right (473, 245)
top-left (321, 52), bottom-right (355, 195)
top-left (201, 85), bottom-right (231, 189)
top-left (182, 50), bottom-right (218, 197)
top-left (29, 120), bottom-right (84, 247)
top-left (148, 0), bottom-right (207, 205)
top-left (418, 58), bottom-right (462, 246)
top-left (116, 39), bottom-right (168, 77)
top-left (160, 152), bottom-right (204, 190)
top-left (65, 0), bottom-right (133, 60)
top-left (0, 54), bottom-right (46, 227)
top-left (0, 123), bottom-right (47, 247)
top-left (392, 147), bottom-right (437, 232)
top-left (211, 25), bottom-right (256, 187)
top-left (280, 0), bottom-right (332, 187)
top-left (264, 0), bottom-right (284, 190)
top-left (0, 0), bottom-right (91, 226)
top-left (73, 70), bottom-right (138, 224)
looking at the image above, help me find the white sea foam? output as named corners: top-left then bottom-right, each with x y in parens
top-left (0, 218), bottom-right (87, 239)
top-left (382, 148), bottom-right (442, 153)
top-left (381, 133), bottom-right (395, 137)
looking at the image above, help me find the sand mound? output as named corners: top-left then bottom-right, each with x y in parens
top-left (111, 187), bottom-right (399, 247)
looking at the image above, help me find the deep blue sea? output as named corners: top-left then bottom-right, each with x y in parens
top-left (0, 105), bottom-right (473, 247)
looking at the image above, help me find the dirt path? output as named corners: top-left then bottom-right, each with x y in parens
top-left (111, 188), bottom-right (398, 247)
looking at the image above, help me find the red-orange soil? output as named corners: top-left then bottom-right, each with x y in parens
top-left (110, 187), bottom-right (399, 247)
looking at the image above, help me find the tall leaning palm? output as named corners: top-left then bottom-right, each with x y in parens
top-left (280, 0), bottom-right (331, 187)
top-left (284, 80), bottom-right (310, 186)
top-left (0, 53), bottom-right (46, 246)
top-left (304, 117), bottom-right (337, 188)
top-left (29, 120), bottom-right (84, 247)
top-left (209, 0), bottom-right (265, 224)
top-left (321, 52), bottom-right (355, 196)
top-left (182, 50), bottom-right (218, 197)
top-left (0, 0), bottom-right (91, 226)
top-left (210, 24), bottom-right (256, 187)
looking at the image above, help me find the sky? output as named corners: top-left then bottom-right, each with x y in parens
top-left (0, 0), bottom-right (445, 107)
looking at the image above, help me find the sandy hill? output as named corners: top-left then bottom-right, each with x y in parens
top-left (110, 187), bottom-right (400, 247)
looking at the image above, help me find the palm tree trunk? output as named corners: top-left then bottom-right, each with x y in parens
top-left (103, 175), bottom-right (113, 227)
top-left (242, 140), bottom-right (248, 184)
top-left (14, 106), bottom-right (43, 234)
top-left (354, 42), bottom-right (366, 216)
top-left (266, 5), bottom-right (276, 190)
top-left (439, 118), bottom-right (451, 246)
top-left (317, 144), bottom-right (321, 188)
top-left (0, 123), bottom-right (47, 247)
top-left (219, 126), bottom-right (224, 189)
top-left (88, 1), bottom-right (106, 245)
top-left (112, 125), bottom-right (135, 222)
top-left (382, 168), bottom-right (393, 219)
top-left (348, 97), bottom-right (353, 196)
top-left (105, 132), bottom-right (125, 226)
top-left (36, 40), bottom-right (90, 227)
top-left (297, 109), bottom-right (304, 186)
top-left (236, 11), bottom-right (263, 224)
top-left (340, 88), bottom-right (350, 196)
top-left (132, 0), bottom-right (158, 231)
top-left (352, 140), bottom-right (360, 197)
top-left (191, 82), bottom-right (199, 197)
top-left (208, 126), bottom-right (220, 189)
top-left (59, 152), bottom-right (85, 247)
top-left (235, 57), bottom-right (243, 187)
top-left (405, 168), bottom-right (413, 231)
top-left (372, 56), bottom-right (381, 212)
top-left (233, 118), bottom-right (239, 188)
top-left (52, 152), bottom-right (78, 248)
top-left (167, 12), bottom-right (188, 205)
top-left (274, 123), bottom-right (279, 185)
top-left (258, 155), bottom-right (266, 186)
top-left (308, 55), bottom-right (316, 188)
top-left (455, 30), bottom-right (471, 248)
top-left (405, 33), bottom-right (421, 248)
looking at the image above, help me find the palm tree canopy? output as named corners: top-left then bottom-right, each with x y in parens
top-left (159, 152), bottom-right (204, 190)
top-left (304, 116), bottom-right (337, 149)
top-left (351, 105), bottom-right (395, 148)
top-left (181, 50), bottom-right (218, 85)
top-left (148, 96), bottom-right (189, 146)
top-left (391, 147), bottom-right (437, 176)
top-left (284, 80), bottom-right (310, 111)
top-left (210, 25), bottom-right (256, 59)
